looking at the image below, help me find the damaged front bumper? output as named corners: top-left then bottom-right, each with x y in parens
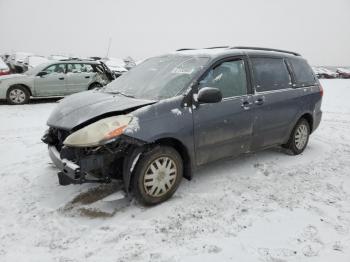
top-left (48, 145), bottom-right (110, 185)
top-left (44, 128), bottom-right (146, 191)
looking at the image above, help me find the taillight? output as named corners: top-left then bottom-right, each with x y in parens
top-left (0, 69), bottom-right (10, 76)
top-left (319, 84), bottom-right (324, 97)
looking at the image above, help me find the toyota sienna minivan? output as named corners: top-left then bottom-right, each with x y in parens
top-left (42, 46), bottom-right (323, 205)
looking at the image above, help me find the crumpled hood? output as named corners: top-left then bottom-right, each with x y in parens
top-left (47, 90), bottom-right (156, 130)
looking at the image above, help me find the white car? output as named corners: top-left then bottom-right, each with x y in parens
top-left (103, 58), bottom-right (128, 78)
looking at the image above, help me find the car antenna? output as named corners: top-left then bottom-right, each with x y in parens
top-left (105, 37), bottom-right (112, 58)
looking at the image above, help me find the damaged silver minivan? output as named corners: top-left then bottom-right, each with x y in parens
top-left (42, 47), bottom-right (323, 205)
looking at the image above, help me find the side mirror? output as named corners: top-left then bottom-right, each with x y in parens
top-left (37, 71), bottom-right (48, 77)
top-left (197, 87), bottom-right (222, 104)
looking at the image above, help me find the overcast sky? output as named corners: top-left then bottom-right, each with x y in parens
top-left (1, 0), bottom-right (349, 66)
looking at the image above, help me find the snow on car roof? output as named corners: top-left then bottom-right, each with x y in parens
top-left (337, 67), bottom-right (350, 73)
top-left (14, 52), bottom-right (34, 60)
top-left (26, 56), bottom-right (50, 68)
top-left (175, 48), bottom-right (230, 55)
top-left (104, 57), bottom-right (126, 67)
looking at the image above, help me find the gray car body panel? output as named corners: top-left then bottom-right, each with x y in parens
top-left (47, 90), bottom-right (157, 130)
top-left (46, 48), bottom-right (323, 175)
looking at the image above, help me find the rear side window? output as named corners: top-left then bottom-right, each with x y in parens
top-left (288, 58), bottom-right (316, 87)
top-left (251, 58), bottom-right (291, 92)
top-left (67, 63), bottom-right (94, 73)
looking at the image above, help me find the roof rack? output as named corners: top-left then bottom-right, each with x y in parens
top-left (205, 46), bottom-right (230, 49)
top-left (58, 57), bottom-right (97, 61)
top-left (176, 48), bottom-right (197, 51)
top-left (176, 46), bottom-right (230, 51)
top-left (231, 46), bottom-right (301, 56)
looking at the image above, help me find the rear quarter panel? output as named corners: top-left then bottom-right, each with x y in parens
top-left (282, 85), bottom-right (322, 142)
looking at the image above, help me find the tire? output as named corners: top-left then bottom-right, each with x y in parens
top-left (283, 118), bottom-right (310, 155)
top-left (132, 146), bottom-right (183, 205)
top-left (6, 85), bottom-right (30, 105)
top-left (88, 82), bottom-right (102, 90)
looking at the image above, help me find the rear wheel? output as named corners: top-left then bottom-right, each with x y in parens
top-left (6, 85), bottom-right (30, 105)
top-left (132, 146), bottom-right (183, 205)
top-left (283, 118), bottom-right (310, 155)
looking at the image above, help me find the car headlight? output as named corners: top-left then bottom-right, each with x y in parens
top-left (63, 115), bottom-right (132, 147)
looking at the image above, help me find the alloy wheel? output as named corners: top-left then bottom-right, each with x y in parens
top-left (9, 89), bottom-right (26, 104)
top-left (295, 124), bottom-right (308, 150)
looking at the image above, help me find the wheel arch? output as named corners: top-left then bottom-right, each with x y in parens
top-left (299, 113), bottom-right (314, 133)
top-left (8, 83), bottom-right (32, 96)
top-left (283, 112), bottom-right (314, 145)
top-left (153, 137), bottom-right (192, 181)
top-left (122, 136), bottom-right (193, 195)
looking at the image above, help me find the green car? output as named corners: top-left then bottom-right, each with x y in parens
top-left (0, 59), bottom-right (115, 104)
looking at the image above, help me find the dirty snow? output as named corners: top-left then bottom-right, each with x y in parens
top-left (0, 79), bottom-right (350, 261)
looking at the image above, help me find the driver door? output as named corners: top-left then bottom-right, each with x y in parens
top-left (193, 58), bottom-right (254, 165)
top-left (34, 63), bottom-right (67, 96)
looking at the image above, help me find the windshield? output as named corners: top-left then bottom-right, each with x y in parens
top-left (103, 55), bottom-right (209, 100)
top-left (24, 62), bottom-right (51, 76)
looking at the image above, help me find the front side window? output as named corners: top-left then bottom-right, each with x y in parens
top-left (288, 58), bottom-right (316, 87)
top-left (198, 60), bottom-right (247, 98)
top-left (43, 64), bottom-right (66, 74)
top-left (251, 58), bottom-right (291, 92)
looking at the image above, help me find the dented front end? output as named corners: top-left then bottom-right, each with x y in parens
top-left (42, 127), bottom-right (146, 193)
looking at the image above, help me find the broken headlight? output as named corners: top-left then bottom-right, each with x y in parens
top-left (63, 115), bottom-right (132, 147)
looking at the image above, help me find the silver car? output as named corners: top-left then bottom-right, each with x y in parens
top-left (0, 60), bottom-right (115, 104)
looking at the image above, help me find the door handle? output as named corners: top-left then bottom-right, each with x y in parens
top-left (241, 101), bottom-right (252, 110)
top-left (85, 76), bottom-right (90, 79)
top-left (255, 97), bottom-right (265, 105)
top-left (58, 77), bottom-right (64, 80)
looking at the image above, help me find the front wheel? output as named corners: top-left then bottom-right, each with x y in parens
top-left (6, 85), bottom-right (30, 105)
top-left (132, 146), bottom-right (183, 205)
top-left (283, 118), bottom-right (310, 155)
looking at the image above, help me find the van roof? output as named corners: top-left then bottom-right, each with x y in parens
top-left (175, 46), bottom-right (301, 58)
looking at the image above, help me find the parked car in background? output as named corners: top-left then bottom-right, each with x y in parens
top-left (7, 52), bottom-right (34, 73)
top-left (0, 57), bottom-right (11, 76)
top-left (42, 46), bottom-right (322, 205)
top-left (23, 55), bottom-right (50, 71)
top-left (123, 56), bottom-right (136, 70)
top-left (0, 59), bottom-right (115, 104)
top-left (336, 67), bottom-right (350, 78)
top-left (312, 67), bottom-right (323, 78)
top-left (317, 67), bottom-right (338, 79)
top-left (102, 57), bottom-right (128, 78)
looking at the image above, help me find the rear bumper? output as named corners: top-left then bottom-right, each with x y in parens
top-left (313, 110), bottom-right (322, 132)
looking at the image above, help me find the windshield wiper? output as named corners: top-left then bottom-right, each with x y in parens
top-left (108, 91), bottom-right (135, 98)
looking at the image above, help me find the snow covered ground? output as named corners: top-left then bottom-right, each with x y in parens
top-left (0, 80), bottom-right (350, 262)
